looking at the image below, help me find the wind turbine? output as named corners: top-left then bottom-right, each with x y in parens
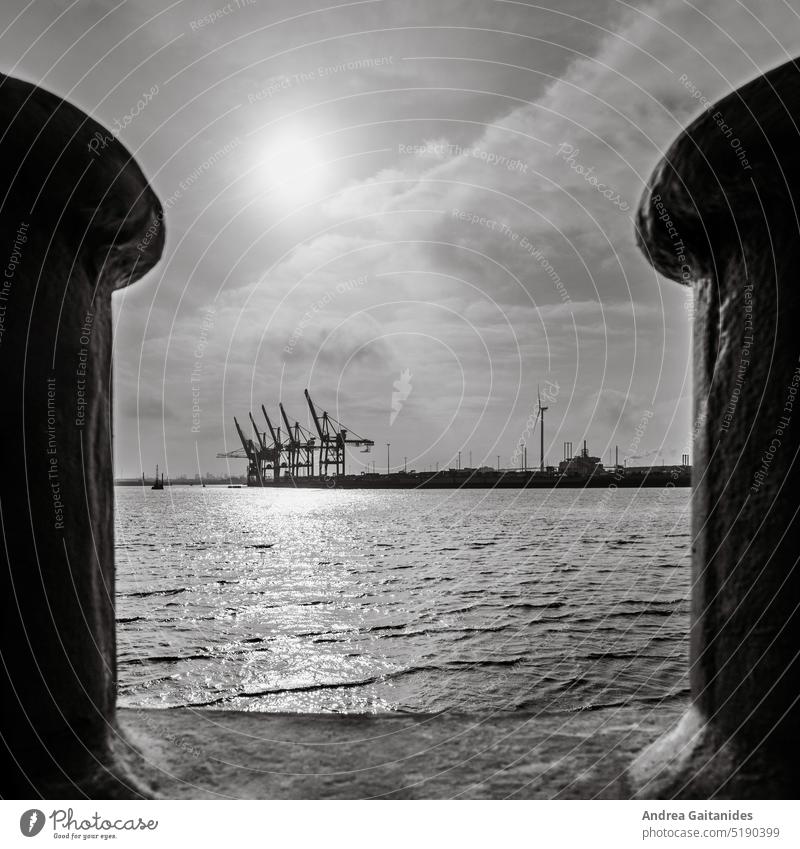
top-left (538, 385), bottom-right (548, 472)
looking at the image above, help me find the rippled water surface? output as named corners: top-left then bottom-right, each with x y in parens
top-left (116, 486), bottom-right (691, 713)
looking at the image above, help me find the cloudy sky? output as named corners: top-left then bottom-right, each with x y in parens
top-left (3, 0), bottom-right (800, 477)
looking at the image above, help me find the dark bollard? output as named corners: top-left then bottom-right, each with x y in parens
top-left (0, 74), bottom-right (163, 797)
top-left (630, 59), bottom-right (800, 797)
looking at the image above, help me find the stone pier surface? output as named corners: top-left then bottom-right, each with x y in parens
top-left (120, 704), bottom-right (681, 799)
top-left (630, 58), bottom-right (800, 797)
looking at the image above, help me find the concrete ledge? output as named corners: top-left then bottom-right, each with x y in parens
top-left (120, 704), bottom-right (683, 799)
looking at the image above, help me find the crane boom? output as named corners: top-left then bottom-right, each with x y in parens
top-left (249, 412), bottom-right (266, 451)
top-left (261, 405), bottom-right (279, 446)
top-left (234, 415), bottom-right (265, 485)
top-left (279, 402), bottom-right (294, 440)
top-left (233, 416), bottom-right (250, 453)
top-left (304, 389), bottom-right (325, 440)
top-left (216, 448), bottom-right (248, 458)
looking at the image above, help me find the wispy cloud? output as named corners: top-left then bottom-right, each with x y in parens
top-left (6, 0), bottom-right (798, 473)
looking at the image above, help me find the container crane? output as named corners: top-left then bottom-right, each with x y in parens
top-left (216, 447), bottom-right (249, 459)
top-left (304, 388), bottom-right (374, 477)
top-left (279, 402), bottom-right (316, 478)
top-left (230, 415), bottom-right (263, 486)
top-left (261, 405), bottom-right (284, 481)
top-left (224, 414), bottom-right (280, 485)
top-left (249, 412), bottom-right (267, 455)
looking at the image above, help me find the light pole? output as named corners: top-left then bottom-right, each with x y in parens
top-left (497, 455), bottom-right (500, 472)
top-left (404, 456), bottom-right (407, 473)
top-left (458, 450), bottom-right (461, 470)
top-left (386, 443), bottom-right (390, 475)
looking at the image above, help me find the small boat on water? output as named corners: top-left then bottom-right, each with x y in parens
top-left (151, 464), bottom-right (164, 490)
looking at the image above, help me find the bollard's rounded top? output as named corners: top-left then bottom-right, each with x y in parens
top-left (636, 58), bottom-right (800, 284)
top-left (0, 73), bottom-right (164, 289)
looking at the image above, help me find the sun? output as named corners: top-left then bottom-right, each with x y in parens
top-left (253, 129), bottom-right (328, 206)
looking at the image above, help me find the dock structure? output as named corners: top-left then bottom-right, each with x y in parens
top-left (218, 395), bottom-right (692, 488)
top-left (217, 389), bottom-right (374, 485)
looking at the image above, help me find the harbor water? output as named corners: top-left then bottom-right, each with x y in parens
top-left (116, 486), bottom-right (691, 714)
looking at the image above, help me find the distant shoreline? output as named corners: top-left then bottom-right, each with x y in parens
top-left (115, 467), bottom-right (691, 490)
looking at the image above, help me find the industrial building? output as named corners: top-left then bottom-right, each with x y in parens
top-left (558, 440), bottom-right (604, 477)
top-left (219, 392), bottom-right (690, 489)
